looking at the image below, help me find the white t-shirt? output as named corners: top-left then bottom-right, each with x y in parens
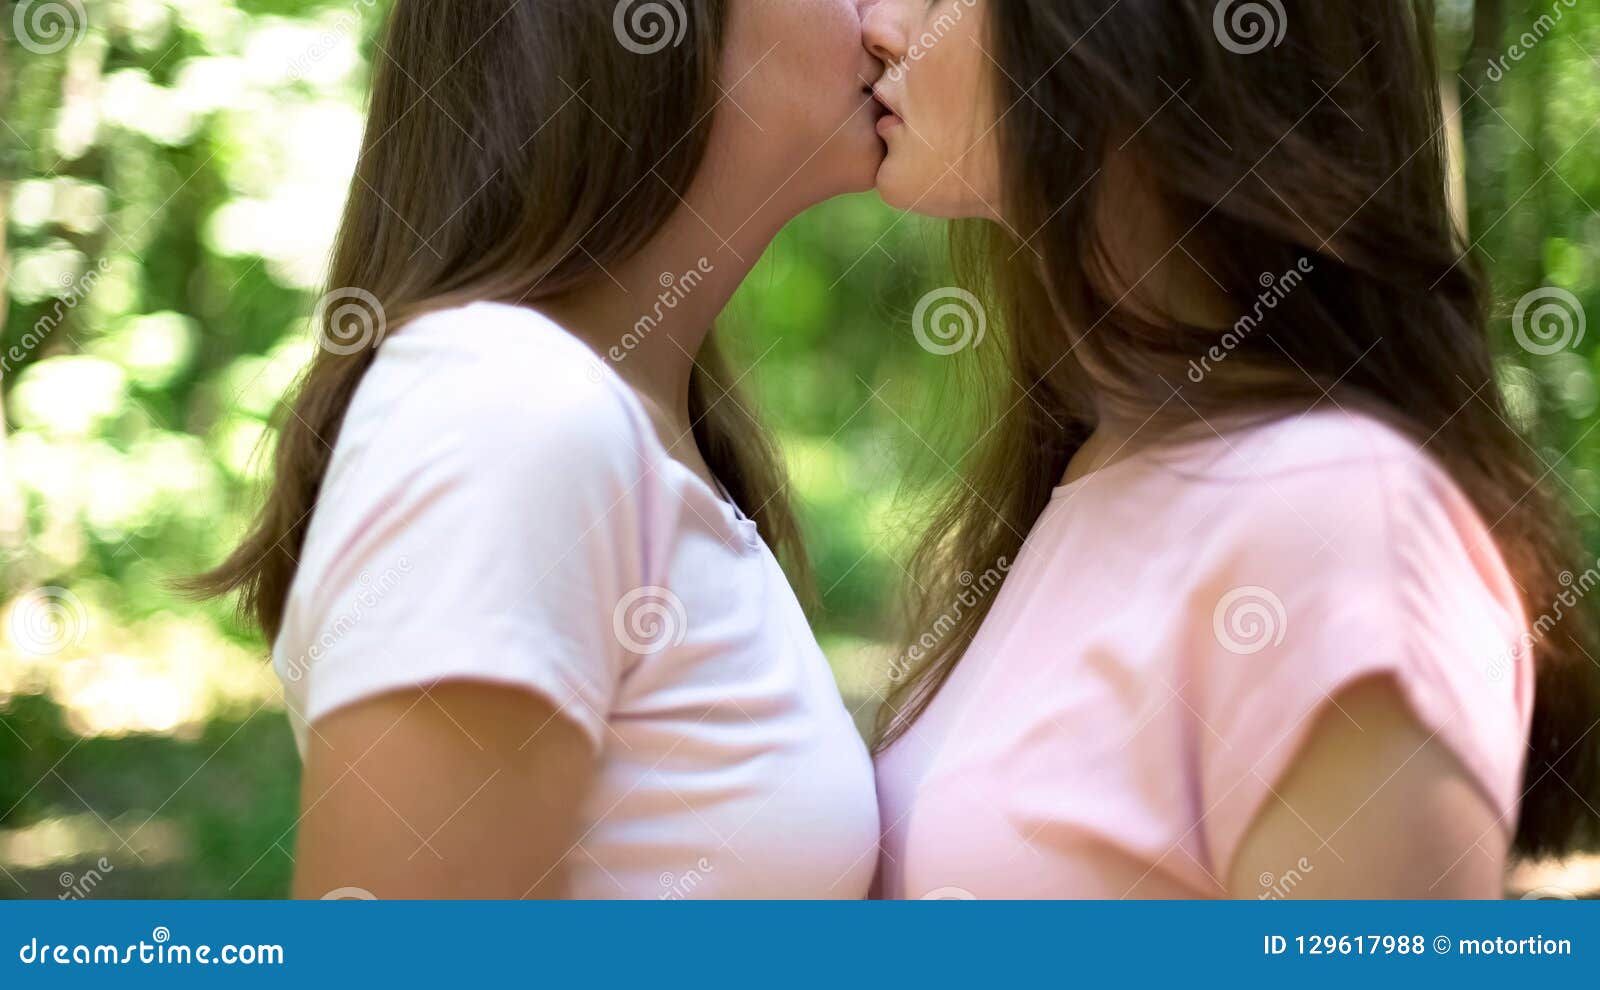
top-left (273, 301), bottom-right (879, 898)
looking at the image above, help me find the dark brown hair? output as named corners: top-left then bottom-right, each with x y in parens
top-left (191, 0), bottom-right (806, 636)
top-left (877, 0), bottom-right (1600, 858)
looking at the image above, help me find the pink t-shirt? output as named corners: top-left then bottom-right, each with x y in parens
top-left (276, 302), bottom-right (879, 898)
top-left (874, 408), bottom-right (1533, 899)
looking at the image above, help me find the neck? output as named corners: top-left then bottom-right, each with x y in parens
top-left (540, 180), bottom-right (807, 429)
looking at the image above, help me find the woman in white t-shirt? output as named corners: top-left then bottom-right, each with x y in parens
top-left (192, 1), bottom-right (890, 898)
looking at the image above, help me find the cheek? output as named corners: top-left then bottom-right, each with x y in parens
top-left (734, 1), bottom-right (861, 131)
top-left (790, 1), bottom-right (865, 103)
top-left (928, 31), bottom-right (990, 144)
top-left (820, 0), bottom-right (865, 65)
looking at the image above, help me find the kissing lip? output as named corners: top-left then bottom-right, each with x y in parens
top-left (871, 87), bottom-right (901, 120)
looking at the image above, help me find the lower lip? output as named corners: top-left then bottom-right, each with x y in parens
top-left (875, 113), bottom-right (902, 137)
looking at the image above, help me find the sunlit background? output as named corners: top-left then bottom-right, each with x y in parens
top-left (2, 0), bottom-right (1597, 898)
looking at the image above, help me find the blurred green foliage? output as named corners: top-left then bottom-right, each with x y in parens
top-left (0, 0), bottom-right (1596, 897)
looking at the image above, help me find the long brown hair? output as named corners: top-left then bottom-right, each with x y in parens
top-left (191, 0), bottom-right (806, 637)
top-left (877, 0), bottom-right (1600, 857)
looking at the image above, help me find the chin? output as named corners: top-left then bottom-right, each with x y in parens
top-left (876, 158), bottom-right (984, 219)
top-left (822, 127), bottom-right (892, 196)
top-left (873, 158), bottom-right (926, 213)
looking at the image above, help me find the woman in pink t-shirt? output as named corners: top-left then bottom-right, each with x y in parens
top-left (863, 0), bottom-right (1600, 897)
top-left (190, 2), bottom-right (889, 898)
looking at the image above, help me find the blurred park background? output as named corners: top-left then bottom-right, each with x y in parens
top-left (1, 0), bottom-right (1598, 898)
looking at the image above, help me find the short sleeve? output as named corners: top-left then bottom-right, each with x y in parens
top-left (1190, 445), bottom-right (1532, 880)
top-left (276, 325), bottom-right (663, 751)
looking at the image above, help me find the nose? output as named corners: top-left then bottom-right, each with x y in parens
top-left (859, 0), bottom-right (906, 66)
